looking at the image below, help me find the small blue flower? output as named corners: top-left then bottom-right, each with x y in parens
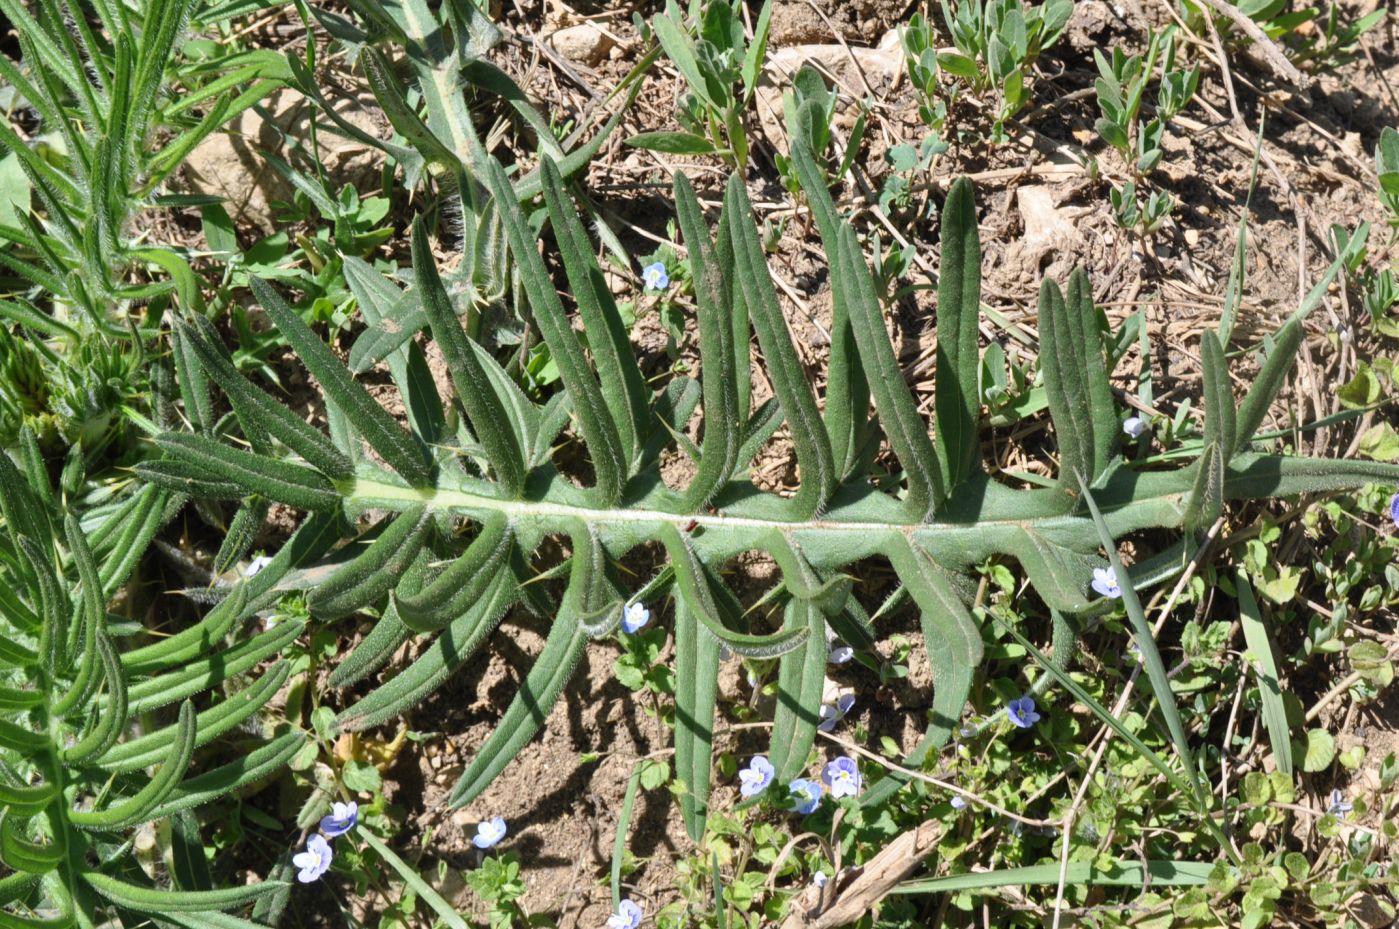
top-left (319, 801), bottom-right (357, 837)
top-left (950, 795), bottom-right (967, 810)
top-left (642, 261), bottom-right (669, 291)
top-left (1389, 493), bottom-right (1399, 529)
top-left (293, 834), bottom-right (333, 883)
top-left (621, 602), bottom-right (650, 634)
top-left (607, 898), bottom-right (643, 929)
top-left (816, 693), bottom-right (856, 732)
top-left (811, 870), bottom-right (828, 888)
top-left (1007, 695), bottom-right (1041, 729)
top-left (1091, 566), bottom-right (1122, 599)
top-left (243, 554), bottom-right (274, 577)
top-left (472, 816), bottom-right (507, 849)
top-left (1327, 789), bottom-right (1353, 816)
top-left (827, 641), bottom-right (854, 664)
top-left (739, 756), bottom-right (775, 798)
top-left (1122, 416), bottom-right (1146, 439)
top-left (789, 778), bottom-right (823, 814)
top-left (821, 756), bottom-right (862, 798)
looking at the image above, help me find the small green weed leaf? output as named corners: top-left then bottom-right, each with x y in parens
top-left (626, 131), bottom-right (718, 154)
top-left (1294, 729), bottom-right (1335, 773)
top-left (1338, 362), bottom-right (1381, 409)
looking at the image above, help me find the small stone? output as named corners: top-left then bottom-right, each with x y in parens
top-left (1017, 186), bottom-right (1077, 249)
top-left (1184, 228), bottom-right (1199, 247)
top-left (551, 23), bottom-right (613, 65)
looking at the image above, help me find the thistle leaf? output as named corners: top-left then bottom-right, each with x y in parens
top-left (328, 601), bottom-right (414, 690)
top-left (58, 629), bottom-right (125, 765)
top-left (1235, 319), bottom-right (1301, 450)
top-left (143, 731), bottom-right (308, 820)
top-left (542, 158), bottom-right (651, 469)
top-left (934, 178), bottom-right (984, 492)
top-left (84, 871), bottom-right (280, 913)
top-left (178, 317), bottom-right (353, 481)
top-left (724, 174), bottom-right (836, 517)
top-left (660, 525), bottom-right (808, 658)
top-left (481, 157), bottom-right (625, 505)
top-left (767, 532), bottom-right (853, 615)
top-left (862, 540), bottom-right (982, 807)
top-left (445, 560), bottom-right (590, 807)
top-left (250, 276), bottom-right (431, 485)
top-left (126, 621), bottom-right (305, 715)
top-left (151, 433), bottom-right (341, 511)
top-left (789, 101), bottom-right (870, 479)
top-left (1038, 270), bottom-right (1115, 489)
top-left (307, 506), bottom-right (432, 619)
top-left (674, 172), bottom-right (742, 511)
top-left (673, 595), bottom-right (721, 842)
top-left (99, 663), bottom-right (292, 773)
top-left (836, 225), bottom-right (940, 520)
top-left (412, 217), bottom-right (527, 494)
top-left (339, 569), bottom-right (518, 731)
top-left (394, 513), bottom-right (514, 632)
top-left (768, 597), bottom-right (824, 783)
top-left (69, 701), bottom-right (196, 830)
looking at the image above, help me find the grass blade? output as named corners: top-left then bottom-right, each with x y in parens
top-left (360, 832), bottom-right (469, 929)
top-left (1235, 570), bottom-right (1293, 776)
top-left (1076, 478), bottom-right (1205, 806)
top-left (895, 859), bottom-right (1212, 894)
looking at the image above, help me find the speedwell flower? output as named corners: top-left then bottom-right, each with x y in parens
top-left (607, 898), bottom-right (643, 929)
top-left (816, 693), bottom-right (856, 732)
top-left (319, 801), bottom-right (357, 837)
top-left (1389, 492), bottom-right (1399, 529)
top-left (1091, 566), bottom-right (1122, 599)
top-left (739, 756), bottom-right (775, 798)
top-left (789, 778), bottom-right (823, 814)
top-left (1007, 695), bottom-right (1041, 729)
top-left (472, 816), bottom-right (507, 849)
top-left (243, 554), bottom-right (274, 577)
top-left (1327, 789), bottom-right (1353, 816)
top-left (821, 756), bottom-right (862, 798)
top-left (293, 834), bottom-right (333, 883)
top-left (621, 602), bottom-right (650, 634)
top-left (812, 870), bottom-right (828, 888)
top-left (827, 641), bottom-right (854, 664)
top-left (642, 261), bottom-right (669, 291)
top-left (1122, 416), bottom-right (1146, 438)
top-left (950, 795), bottom-right (967, 810)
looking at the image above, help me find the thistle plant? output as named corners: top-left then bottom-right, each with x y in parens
top-left (0, 0), bottom-right (284, 313)
top-left (136, 104), bottom-right (1399, 847)
top-left (298, 0), bottom-right (635, 338)
top-left (0, 0), bottom-right (285, 454)
top-left (0, 430), bottom-right (306, 927)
